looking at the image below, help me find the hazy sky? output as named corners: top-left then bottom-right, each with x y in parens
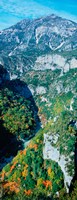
top-left (0, 0), bottom-right (77, 30)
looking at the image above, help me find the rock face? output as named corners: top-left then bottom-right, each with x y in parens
top-left (43, 134), bottom-right (73, 192)
top-left (0, 14), bottom-right (77, 76)
top-left (34, 54), bottom-right (77, 72)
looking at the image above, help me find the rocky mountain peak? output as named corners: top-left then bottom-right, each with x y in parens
top-left (0, 15), bottom-right (77, 77)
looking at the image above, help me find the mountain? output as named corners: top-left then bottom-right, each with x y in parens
top-left (0, 14), bottom-right (77, 77)
top-left (0, 15), bottom-right (77, 199)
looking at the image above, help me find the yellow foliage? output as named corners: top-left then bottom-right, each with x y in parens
top-left (47, 167), bottom-right (52, 176)
top-left (28, 142), bottom-right (33, 148)
top-left (47, 167), bottom-right (54, 179)
top-left (25, 124), bottom-right (29, 129)
top-left (37, 178), bottom-right (43, 187)
top-left (30, 171), bottom-right (34, 177)
top-left (50, 171), bottom-right (54, 179)
top-left (36, 139), bottom-right (39, 143)
top-left (22, 106), bottom-right (25, 109)
top-left (22, 169), bottom-right (28, 178)
top-left (22, 164), bottom-right (28, 178)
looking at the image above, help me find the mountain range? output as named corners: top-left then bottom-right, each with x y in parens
top-left (0, 14), bottom-right (77, 77)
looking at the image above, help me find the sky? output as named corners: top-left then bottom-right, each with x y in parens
top-left (0, 0), bottom-right (77, 30)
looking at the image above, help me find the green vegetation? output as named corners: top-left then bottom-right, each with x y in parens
top-left (0, 130), bottom-right (64, 199)
top-left (0, 109), bottom-right (77, 199)
top-left (22, 68), bottom-right (77, 123)
top-left (0, 67), bottom-right (77, 199)
top-left (0, 87), bottom-right (36, 139)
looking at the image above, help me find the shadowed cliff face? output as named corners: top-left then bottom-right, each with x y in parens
top-left (69, 130), bottom-right (77, 193)
top-left (0, 67), bottom-right (41, 170)
top-left (0, 64), bottom-right (10, 85)
top-left (0, 120), bottom-right (23, 171)
top-left (69, 122), bottom-right (77, 190)
top-left (75, 133), bottom-right (77, 178)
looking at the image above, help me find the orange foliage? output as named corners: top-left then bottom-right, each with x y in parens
top-left (23, 149), bottom-right (26, 155)
top-left (33, 144), bottom-right (38, 151)
top-left (24, 189), bottom-right (32, 196)
top-left (43, 180), bottom-right (52, 189)
top-left (1, 170), bottom-right (5, 181)
top-left (3, 181), bottom-right (20, 193)
top-left (10, 161), bottom-right (17, 172)
top-left (19, 149), bottom-right (26, 156)
top-left (10, 165), bottom-right (15, 172)
top-left (28, 142), bottom-right (38, 151)
top-left (20, 150), bottom-right (23, 155)
top-left (17, 178), bottom-right (21, 182)
top-left (14, 161), bottom-right (17, 165)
